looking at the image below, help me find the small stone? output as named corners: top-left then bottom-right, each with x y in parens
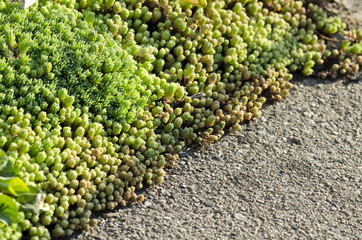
top-left (144, 201), bottom-right (152, 207)
top-left (234, 213), bottom-right (247, 221)
top-left (259, 116), bottom-right (267, 122)
top-left (212, 156), bottom-right (221, 161)
top-left (344, 210), bottom-right (352, 217)
top-left (287, 136), bottom-right (302, 145)
top-left (207, 213), bottom-right (214, 218)
top-left (158, 199), bottom-right (167, 205)
top-left (105, 212), bottom-right (119, 218)
top-left (303, 111), bottom-right (313, 118)
top-left (203, 200), bottom-right (214, 207)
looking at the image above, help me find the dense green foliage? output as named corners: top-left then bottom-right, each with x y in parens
top-left (0, 2), bottom-right (184, 239)
top-left (0, 0), bottom-right (360, 239)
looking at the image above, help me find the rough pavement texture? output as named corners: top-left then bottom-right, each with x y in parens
top-left (71, 1), bottom-right (362, 239)
top-left (334, 0), bottom-right (362, 28)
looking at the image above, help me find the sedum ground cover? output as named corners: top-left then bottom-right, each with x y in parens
top-left (0, 0), bottom-right (360, 239)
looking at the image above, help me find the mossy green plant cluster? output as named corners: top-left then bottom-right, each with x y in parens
top-left (0, 0), bottom-right (360, 239)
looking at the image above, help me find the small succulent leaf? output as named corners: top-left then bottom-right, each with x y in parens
top-left (0, 151), bottom-right (19, 177)
top-left (0, 176), bottom-right (29, 196)
top-left (0, 193), bottom-right (18, 226)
